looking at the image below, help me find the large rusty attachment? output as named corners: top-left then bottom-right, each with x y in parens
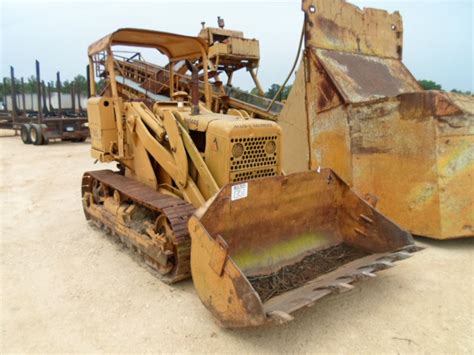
top-left (278, 0), bottom-right (474, 239)
top-left (188, 169), bottom-right (420, 328)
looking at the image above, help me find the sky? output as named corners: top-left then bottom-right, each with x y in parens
top-left (1, 0), bottom-right (473, 92)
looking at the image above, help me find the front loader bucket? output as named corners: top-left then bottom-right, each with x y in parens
top-left (188, 169), bottom-right (420, 328)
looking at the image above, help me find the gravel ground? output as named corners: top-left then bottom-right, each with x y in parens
top-left (1, 134), bottom-right (472, 353)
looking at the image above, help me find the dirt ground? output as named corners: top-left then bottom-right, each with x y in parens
top-left (0, 134), bottom-right (472, 353)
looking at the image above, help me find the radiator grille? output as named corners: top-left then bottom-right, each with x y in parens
top-left (230, 136), bottom-right (278, 182)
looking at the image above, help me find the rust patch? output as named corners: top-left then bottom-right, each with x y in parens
top-left (314, 48), bottom-right (420, 103)
top-left (311, 55), bottom-right (344, 112)
top-left (315, 17), bottom-right (343, 44)
top-left (304, 0), bottom-right (403, 59)
top-left (232, 273), bottom-right (265, 321)
top-left (436, 116), bottom-right (471, 130)
top-left (352, 145), bottom-right (392, 155)
top-left (398, 92), bottom-right (435, 121)
top-left (398, 92), bottom-right (463, 121)
top-left (433, 93), bottom-right (464, 117)
top-left (322, 50), bottom-right (408, 99)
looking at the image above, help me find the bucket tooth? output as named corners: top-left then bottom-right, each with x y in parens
top-left (389, 251), bottom-right (413, 261)
top-left (360, 271), bottom-right (377, 278)
top-left (267, 310), bottom-right (294, 324)
top-left (370, 259), bottom-right (395, 269)
top-left (332, 282), bottom-right (355, 292)
top-left (350, 269), bottom-right (376, 280)
top-left (359, 214), bottom-right (374, 224)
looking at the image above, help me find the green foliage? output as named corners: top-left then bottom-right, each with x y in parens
top-left (265, 84), bottom-right (280, 99)
top-left (451, 89), bottom-right (472, 96)
top-left (0, 78), bottom-right (22, 96)
top-left (418, 80), bottom-right (442, 91)
top-left (417, 80), bottom-right (472, 96)
top-left (61, 80), bottom-right (71, 93)
top-left (250, 87), bottom-right (261, 96)
top-left (264, 84), bottom-right (292, 101)
top-left (26, 75), bottom-right (37, 93)
top-left (72, 74), bottom-right (88, 94)
top-left (0, 79), bottom-right (11, 97)
top-left (96, 78), bottom-right (106, 94)
top-left (1, 73), bottom-right (89, 98)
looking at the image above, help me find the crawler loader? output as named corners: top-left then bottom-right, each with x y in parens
top-left (83, 28), bottom-right (420, 328)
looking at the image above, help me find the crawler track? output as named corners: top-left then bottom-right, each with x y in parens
top-left (81, 170), bottom-right (195, 283)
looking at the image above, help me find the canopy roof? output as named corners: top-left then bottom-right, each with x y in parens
top-left (88, 28), bottom-right (207, 60)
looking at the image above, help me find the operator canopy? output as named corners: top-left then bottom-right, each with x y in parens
top-left (88, 28), bottom-right (208, 61)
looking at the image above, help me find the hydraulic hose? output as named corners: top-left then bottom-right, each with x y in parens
top-left (266, 21), bottom-right (305, 112)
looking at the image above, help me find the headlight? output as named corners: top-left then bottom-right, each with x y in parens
top-left (232, 143), bottom-right (244, 158)
top-left (265, 141), bottom-right (276, 154)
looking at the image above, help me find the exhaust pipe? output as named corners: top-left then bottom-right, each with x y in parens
top-left (185, 60), bottom-right (200, 115)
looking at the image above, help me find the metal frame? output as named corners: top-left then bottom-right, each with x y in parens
top-left (0, 60), bottom-right (89, 144)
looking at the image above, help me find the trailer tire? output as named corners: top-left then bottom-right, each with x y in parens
top-left (40, 124), bottom-right (49, 145)
top-left (20, 124), bottom-right (32, 144)
top-left (30, 123), bottom-right (44, 145)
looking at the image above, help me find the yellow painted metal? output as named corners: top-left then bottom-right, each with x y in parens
top-left (88, 28), bottom-right (207, 61)
top-left (190, 169), bottom-right (418, 327)
top-left (174, 118), bottom-right (220, 200)
top-left (279, 0), bottom-right (474, 239)
top-left (85, 24), bottom-right (420, 328)
top-left (198, 27), bottom-right (260, 67)
top-left (302, 0), bottom-right (403, 59)
top-left (87, 96), bottom-right (117, 162)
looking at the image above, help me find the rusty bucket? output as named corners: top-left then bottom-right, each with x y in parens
top-left (188, 169), bottom-right (420, 328)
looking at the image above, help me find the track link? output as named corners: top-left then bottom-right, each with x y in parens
top-left (81, 170), bottom-right (195, 283)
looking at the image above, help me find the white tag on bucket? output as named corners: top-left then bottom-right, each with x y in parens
top-left (231, 183), bottom-right (248, 201)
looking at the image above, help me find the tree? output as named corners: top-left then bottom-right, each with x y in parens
top-left (47, 80), bottom-right (55, 90)
top-left (0, 78), bottom-right (22, 96)
top-left (265, 83), bottom-right (293, 101)
top-left (96, 78), bottom-right (106, 94)
top-left (72, 74), bottom-right (88, 95)
top-left (26, 76), bottom-right (37, 93)
top-left (418, 80), bottom-right (442, 91)
top-left (0, 78), bottom-right (11, 97)
top-left (265, 84), bottom-right (281, 100)
top-left (250, 87), bottom-right (260, 96)
top-left (281, 85), bottom-right (292, 100)
top-left (451, 89), bottom-right (472, 96)
top-left (1, 72), bottom-right (95, 97)
top-left (417, 79), bottom-right (472, 96)
top-left (61, 80), bottom-right (71, 94)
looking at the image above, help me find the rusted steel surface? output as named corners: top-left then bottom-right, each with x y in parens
top-left (189, 169), bottom-right (420, 327)
top-left (280, 0), bottom-right (474, 239)
top-left (302, 0), bottom-right (403, 59)
top-left (347, 92), bottom-right (473, 238)
top-left (314, 48), bottom-right (421, 103)
top-left (2, 61), bottom-right (89, 143)
top-left (35, 60), bottom-right (43, 122)
top-left (304, 85), bottom-right (474, 239)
